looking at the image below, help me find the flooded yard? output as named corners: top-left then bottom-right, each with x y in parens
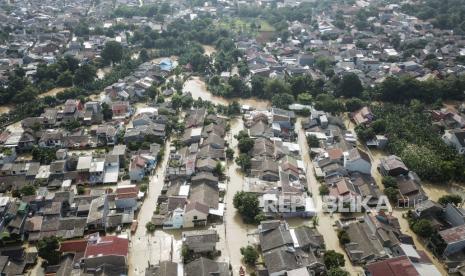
top-left (183, 77), bottom-right (271, 110)
top-left (343, 117), bottom-right (451, 275)
top-left (38, 87), bottom-right (68, 98)
top-left (202, 45), bottom-right (216, 57)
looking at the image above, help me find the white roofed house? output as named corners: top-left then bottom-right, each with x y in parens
top-left (89, 159), bottom-right (105, 184)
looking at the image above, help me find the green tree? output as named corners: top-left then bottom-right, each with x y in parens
top-left (438, 195), bottom-right (463, 206)
top-left (20, 185), bottom-right (36, 196)
top-left (324, 250), bottom-right (345, 269)
top-left (264, 79), bottom-right (291, 99)
top-left (37, 236), bottom-right (61, 265)
top-left (384, 187), bottom-right (399, 202)
top-left (336, 73), bottom-right (363, 98)
top-left (328, 267), bottom-right (350, 276)
top-left (411, 219), bottom-right (434, 238)
top-left (238, 136), bottom-right (254, 154)
top-left (272, 93), bottom-right (294, 109)
top-left (337, 230), bottom-right (350, 244)
top-left (307, 134), bottom-right (320, 148)
top-left (240, 246), bottom-right (259, 266)
top-left (345, 98), bottom-right (363, 112)
top-left (101, 41), bottom-right (124, 65)
top-left (233, 191), bottom-right (261, 223)
top-left (139, 49), bottom-right (150, 62)
top-left (226, 148), bottom-right (234, 160)
top-left (213, 162), bottom-right (225, 177)
top-left (319, 185), bottom-right (329, 196)
top-left (101, 103), bottom-right (113, 121)
top-left (235, 153), bottom-right (251, 172)
top-left (56, 71), bottom-right (73, 87)
top-left (382, 176), bottom-right (397, 189)
top-left (146, 221), bottom-right (156, 233)
top-left (297, 93), bottom-right (312, 105)
top-left (73, 64), bottom-right (96, 86)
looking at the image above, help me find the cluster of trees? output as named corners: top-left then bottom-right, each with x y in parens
top-left (361, 104), bottom-right (465, 182)
top-left (323, 250), bottom-right (349, 276)
top-left (0, 57), bottom-right (91, 105)
top-left (401, 0), bottom-right (465, 34)
top-left (235, 131), bottom-right (254, 172)
top-left (373, 75), bottom-right (465, 104)
top-left (0, 55), bottom-right (140, 129)
top-left (130, 17), bottom-right (229, 57)
top-left (233, 191), bottom-right (264, 224)
top-left (240, 246), bottom-right (259, 266)
top-left (37, 236), bottom-right (61, 265)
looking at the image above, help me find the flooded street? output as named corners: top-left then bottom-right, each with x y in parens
top-left (296, 118), bottom-right (364, 275)
top-left (224, 118), bottom-right (255, 274)
top-left (344, 118), bottom-right (448, 275)
top-left (128, 140), bottom-right (173, 275)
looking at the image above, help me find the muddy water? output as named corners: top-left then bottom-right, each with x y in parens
top-left (0, 105), bottom-right (12, 115)
top-left (183, 77), bottom-right (271, 110)
top-left (129, 140), bottom-right (173, 275)
top-left (38, 87), bottom-right (67, 98)
top-left (202, 45), bottom-right (216, 57)
top-left (343, 118), bottom-right (448, 275)
top-left (392, 209), bottom-right (448, 275)
top-left (224, 118), bottom-right (253, 274)
top-left (296, 118), bottom-right (364, 275)
top-left (97, 66), bottom-right (111, 79)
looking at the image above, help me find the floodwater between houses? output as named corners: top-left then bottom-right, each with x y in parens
top-left (344, 117), bottom-right (451, 275)
top-left (183, 76), bottom-right (271, 110)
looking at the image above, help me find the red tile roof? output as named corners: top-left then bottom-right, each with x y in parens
top-left (59, 240), bottom-right (88, 253)
top-left (366, 256), bottom-right (419, 276)
top-left (84, 236), bottom-right (129, 258)
top-left (116, 186), bottom-right (139, 194)
top-left (117, 192), bottom-right (138, 199)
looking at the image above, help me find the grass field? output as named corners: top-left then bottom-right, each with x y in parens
top-left (218, 17), bottom-right (275, 36)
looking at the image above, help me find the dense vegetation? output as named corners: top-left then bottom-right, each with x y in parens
top-left (0, 56), bottom-right (140, 127)
top-left (401, 0), bottom-right (465, 34)
top-left (358, 104), bottom-right (465, 183)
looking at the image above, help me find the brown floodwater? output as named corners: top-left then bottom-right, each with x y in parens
top-left (183, 77), bottom-right (271, 110)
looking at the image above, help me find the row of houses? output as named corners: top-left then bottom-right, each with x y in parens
top-left (150, 108), bottom-right (228, 229)
top-left (243, 108), bottom-right (316, 218)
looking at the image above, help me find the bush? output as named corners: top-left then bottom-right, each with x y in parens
top-left (240, 246), bottom-right (259, 266)
top-left (324, 250), bottom-right (345, 269)
top-left (319, 185), bottom-right (330, 196)
top-left (384, 187), bottom-right (399, 202)
top-left (411, 219), bottom-right (434, 238)
top-left (233, 191), bottom-right (261, 224)
top-left (382, 176), bottom-right (397, 189)
top-left (337, 230), bottom-right (350, 244)
top-left (226, 148), bottom-right (234, 160)
top-left (140, 184), bottom-right (148, 193)
top-left (37, 237), bottom-right (61, 265)
top-left (438, 194), bottom-right (463, 206)
top-left (307, 134), bottom-right (320, 148)
top-left (146, 222), bottom-right (156, 233)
